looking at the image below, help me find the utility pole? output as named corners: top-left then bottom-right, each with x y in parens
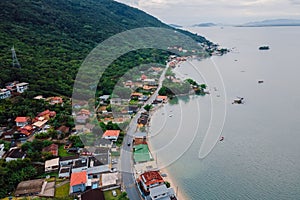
top-left (11, 46), bottom-right (21, 68)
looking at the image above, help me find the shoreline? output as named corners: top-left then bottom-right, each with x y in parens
top-left (147, 103), bottom-right (189, 200)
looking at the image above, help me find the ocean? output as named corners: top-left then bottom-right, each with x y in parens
top-left (149, 26), bottom-right (300, 200)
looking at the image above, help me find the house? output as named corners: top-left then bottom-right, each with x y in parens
top-left (131, 92), bottom-right (143, 100)
top-left (37, 110), bottom-right (56, 119)
top-left (18, 125), bottom-right (34, 137)
top-left (70, 171), bottom-right (87, 193)
top-left (50, 96), bottom-right (63, 105)
top-left (81, 189), bottom-right (105, 200)
top-left (32, 119), bottom-right (48, 129)
top-left (156, 96), bottom-right (168, 103)
top-left (87, 155), bottom-right (110, 175)
top-left (16, 82), bottom-right (29, 93)
top-left (149, 184), bottom-right (172, 200)
top-left (14, 179), bottom-right (44, 197)
top-left (0, 88), bottom-right (11, 99)
top-left (102, 130), bottom-right (120, 141)
top-left (99, 95), bottom-right (110, 103)
top-left (139, 171), bottom-right (165, 193)
top-left (72, 157), bottom-right (89, 173)
top-left (42, 143), bottom-right (59, 156)
top-left (95, 138), bottom-right (112, 148)
top-left (59, 155), bottom-right (79, 166)
top-left (5, 147), bottom-right (26, 162)
top-left (100, 173), bottom-right (120, 189)
top-left (56, 125), bottom-right (70, 135)
top-left (76, 115), bottom-right (89, 124)
top-left (141, 74), bottom-right (148, 80)
top-left (45, 158), bottom-right (59, 172)
top-left (5, 81), bottom-right (18, 92)
top-left (59, 166), bottom-right (71, 178)
top-left (143, 79), bottom-right (157, 86)
top-left (0, 144), bottom-right (6, 159)
top-left (15, 117), bottom-right (29, 127)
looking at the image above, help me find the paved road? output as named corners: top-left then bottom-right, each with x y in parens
top-left (120, 65), bottom-right (168, 200)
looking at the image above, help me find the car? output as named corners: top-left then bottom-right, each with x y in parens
top-left (112, 190), bottom-right (117, 197)
top-left (127, 142), bottom-right (131, 146)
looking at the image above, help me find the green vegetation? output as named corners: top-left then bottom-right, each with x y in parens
top-left (58, 145), bottom-right (74, 158)
top-left (104, 189), bottom-right (129, 200)
top-left (68, 135), bottom-right (84, 148)
top-left (165, 181), bottom-right (171, 188)
top-left (0, 159), bottom-right (37, 198)
top-left (55, 183), bottom-right (70, 198)
top-left (21, 139), bottom-right (54, 162)
top-left (143, 104), bottom-right (153, 112)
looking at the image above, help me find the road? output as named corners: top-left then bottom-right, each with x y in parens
top-left (120, 64), bottom-right (169, 200)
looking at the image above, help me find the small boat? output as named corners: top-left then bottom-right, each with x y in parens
top-left (258, 80), bottom-right (264, 84)
top-left (259, 46), bottom-right (270, 50)
top-left (220, 136), bottom-right (224, 141)
top-left (233, 97), bottom-right (244, 104)
top-left (168, 114), bottom-right (173, 117)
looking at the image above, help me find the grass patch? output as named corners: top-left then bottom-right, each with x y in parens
top-left (55, 182), bottom-right (70, 198)
top-left (104, 189), bottom-right (121, 200)
top-left (58, 145), bottom-right (74, 157)
top-left (111, 151), bottom-right (120, 157)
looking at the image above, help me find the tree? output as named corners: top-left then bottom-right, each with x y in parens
top-left (143, 104), bottom-right (152, 112)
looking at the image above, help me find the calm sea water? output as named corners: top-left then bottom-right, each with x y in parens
top-left (149, 26), bottom-right (300, 200)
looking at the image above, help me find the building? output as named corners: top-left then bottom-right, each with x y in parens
top-left (45, 158), bottom-right (59, 172)
top-left (15, 117), bottom-right (29, 127)
top-left (59, 166), bottom-right (71, 178)
top-left (101, 172), bottom-right (120, 190)
top-left (81, 188), bottom-right (105, 200)
top-left (139, 171), bottom-right (165, 193)
top-left (0, 88), bottom-right (11, 99)
top-left (102, 130), bottom-right (120, 141)
top-left (59, 155), bottom-right (79, 166)
top-left (70, 171), bottom-right (87, 193)
top-left (95, 138), bottom-right (112, 148)
top-left (149, 184), bottom-right (169, 200)
top-left (42, 144), bottom-right (59, 157)
top-left (0, 144), bottom-right (6, 159)
top-left (87, 154), bottom-right (110, 175)
top-left (5, 148), bottom-right (26, 162)
top-left (16, 82), bottom-right (29, 93)
top-left (14, 179), bottom-right (44, 197)
top-left (72, 157), bottom-right (89, 173)
top-left (49, 96), bottom-right (63, 105)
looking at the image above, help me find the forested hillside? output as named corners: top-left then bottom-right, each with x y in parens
top-left (0, 0), bottom-right (211, 97)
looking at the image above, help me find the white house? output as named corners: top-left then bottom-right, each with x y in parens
top-left (16, 82), bottom-right (29, 93)
top-left (45, 158), bottom-right (59, 172)
top-left (0, 89), bottom-right (11, 99)
top-left (5, 148), bottom-right (26, 162)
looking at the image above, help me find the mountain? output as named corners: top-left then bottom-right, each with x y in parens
top-left (169, 24), bottom-right (183, 28)
top-left (0, 0), bottom-right (211, 97)
top-left (193, 23), bottom-right (217, 27)
top-left (239, 19), bottom-right (300, 27)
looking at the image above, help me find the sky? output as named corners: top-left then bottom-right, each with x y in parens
top-left (115, 0), bottom-right (300, 26)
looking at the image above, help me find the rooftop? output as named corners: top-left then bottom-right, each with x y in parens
top-left (103, 130), bottom-right (120, 137)
top-left (133, 144), bottom-right (152, 163)
top-left (15, 117), bottom-right (28, 123)
top-left (81, 188), bottom-right (105, 200)
top-left (140, 171), bottom-right (164, 186)
top-left (15, 179), bottom-right (44, 196)
top-left (45, 158), bottom-right (59, 168)
top-left (70, 171), bottom-right (87, 186)
top-left (6, 148), bottom-right (26, 159)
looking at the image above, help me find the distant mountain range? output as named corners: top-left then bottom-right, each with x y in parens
top-left (192, 23), bottom-right (217, 27)
top-left (239, 19), bottom-right (300, 27)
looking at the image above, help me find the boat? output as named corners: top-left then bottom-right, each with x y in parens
top-left (259, 46), bottom-right (270, 50)
top-left (233, 97), bottom-right (244, 104)
top-left (168, 114), bottom-right (173, 117)
top-left (220, 136), bottom-right (224, 141)
top-left (258, 80), bottom-right (264, 84)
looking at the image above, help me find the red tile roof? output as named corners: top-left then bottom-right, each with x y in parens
top-left (15, 117), bottom-right (28, 123)
top-left (140, 171), bottom-right (164, 186)
top-left (157, 95), bottom-right (168, 100)
top-left (42, 144), bottom-right (58, 156)
top-left (70, 171), bottom-right (87, 186)
top-left (103, 130), bottom-right (120, 137)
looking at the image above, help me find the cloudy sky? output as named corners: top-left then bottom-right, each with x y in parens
top-left (116, 0), bottom-right (300, 26)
